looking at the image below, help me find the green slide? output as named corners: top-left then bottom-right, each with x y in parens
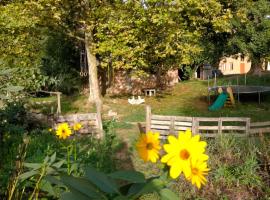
top-left (208, 93), bottom-right (228, 111)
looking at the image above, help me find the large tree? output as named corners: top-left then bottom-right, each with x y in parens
top-left (225, 0), bottom-right (270, 75)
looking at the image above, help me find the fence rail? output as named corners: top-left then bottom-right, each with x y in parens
top-left (145, 106), bottom-right (269, 138)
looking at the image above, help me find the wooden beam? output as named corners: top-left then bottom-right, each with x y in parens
top-left (146, 105), bottom-right (151, 133)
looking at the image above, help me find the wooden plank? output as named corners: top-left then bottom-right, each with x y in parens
top-left (196, 117), bottom-right (219, 122)
top-left (151, 125), bottom-right (170, 130)
top-left (151, 115), bottom-right (172, 120)
top-left (192, 117), bottom-right (197, 134)
top-left (77, 113), bottom-right (97, 120)
top-left (198, 126), bottom-right (219, 130)
top-left (174, 121), bottom-right (192, 126)
top-left (170, 116), bottom-right (175, 133)
top-left (220, 117), bottom-right (249, 122)
top-left (221, 126), bottom-right (246, 131)
top-left (250, 121), bottom-right (270, 127)
top-left (151, 120), bottom-right (171, 125)
top-left (246, 118), bottom-right (250, 136)
top-left (57, 115), bottom-right (77, 122)
top-left (152, 115), bottom-right (192, 121)
top-left (250, 127), bottom-right (270, 134)
top-left (174, 126), bottom-right (191, 131)
top-left (146, 105), bottom-right (151, 133)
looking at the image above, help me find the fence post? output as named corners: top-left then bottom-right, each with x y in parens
top-left (192, 117), bottom-right (197, 135)
top-left (246, 118), bottom-right (250, 136)
top-left (56, 92), bottom-right (61, 115)
top-left (170, 116), bottom-right (175, 134)
top-left (218, 118), bottom-right (222, 135)
top-left (146, 105), bottom-right (151, 133)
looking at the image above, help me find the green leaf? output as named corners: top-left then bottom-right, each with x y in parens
top-left (45, 175), bottom-right (65, 187)
top-left (113, 196), bottom-right (130, 200)
top-left (50, 152), bottom-right (57, 164)
top-left (0, 94), bottom-right (10, 99)
top-left (52, 160), bottom-right (65, 169)
top-left (23, 163), bottom-right (42, 170)
top-left (61, 191), bottom-right (90, 200)
top-left (4, 85), bottom-right (24, 92)
top-left (18, 170), bottom-right (38, 181)
top-left (131, 178), bottom-right (165, 199)
top-left (39, 179), bottom-right (56, 196)
top-left (109, 170), bottom-right (145, 183)
top-left (84, 167), bottom-right (119, 194)
top-left (61, 175), bottom-right (105, 199)
top-left (159, 188), bottom-right (179, 200)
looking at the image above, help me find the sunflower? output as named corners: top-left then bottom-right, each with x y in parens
top-left (186, 156), bottom-right (210, 189)
top-left (136, 131), bottom-right (161, 163)
top-left (56, 123), bottom-right (72, 139)
top-left (161, 130), bottom-right (208, 179)
top-left (73, 122), bottom-right (82, 131)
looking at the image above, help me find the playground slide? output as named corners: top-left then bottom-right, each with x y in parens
top-left (208, 93), bottom-right (228, 111)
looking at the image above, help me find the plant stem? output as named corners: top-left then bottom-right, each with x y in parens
top-left (67, 146), bottom-right (71, 175)
top-left (29, 166), bottom-right (45, 200)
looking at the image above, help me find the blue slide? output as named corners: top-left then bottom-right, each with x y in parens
top-left (208, 93), bottom-right (228, 111)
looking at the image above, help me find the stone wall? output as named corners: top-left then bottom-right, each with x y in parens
top-left (106, 69), bottom-right (179, 95)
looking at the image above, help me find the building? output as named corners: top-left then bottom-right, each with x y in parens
top-left (218, 55), bottom-right (251, 75)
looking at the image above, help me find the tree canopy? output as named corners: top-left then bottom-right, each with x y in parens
top-left (0, 0), bottom-right (269, 93)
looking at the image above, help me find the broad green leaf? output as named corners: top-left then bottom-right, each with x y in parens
top-left (45, 175), bottom-right (64, 186)
top-left (23, 163), bottom-right (42, 170)
top-left (61, 175), bottom-right (105, 199)
top-left (159, 188), bottom-right (179, 200)
top-left (85, 167), bottom-right (119, 194)
top-left (19, 170), bottom-right (38, 181)
top-left (132, 178), bottom-right (164, 199)
top-left (50, 152), bottom-right (57, 164)
top-left (39, 179), bottom-right (56, 196)
top-left (109, 170), bottom-right (145, 183)
top-left (52, 160), bottom-right (65, 169)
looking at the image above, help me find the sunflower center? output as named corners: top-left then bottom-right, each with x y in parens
top-left (179, 149), bottom-right (190, 160)
top-left (146, 143), bottom-right (153, 150)
top-left (62, 129), bottom-right (66, 134)
top-left (192, 167), bottom-right (199, 175)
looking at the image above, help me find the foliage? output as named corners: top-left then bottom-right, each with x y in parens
top-left (0, 68), bottom-right (24, 100)
top-left (224, 0), bottom-right (270, 72)
top-left (60, 166), bottom-right (178, 200)
top-left (5, 120), bottom-right (121, 199)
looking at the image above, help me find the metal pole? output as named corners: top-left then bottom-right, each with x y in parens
top-left (245, 73), bottom-right (247, 85)
top-left (207, 75), bottom-right (210, 105)
top-left (214, 73), bottom-right (217, 87)
top-left (258, 92), bottom-right (261, 104)
top-left (237, 76), bottom-right (240, 102)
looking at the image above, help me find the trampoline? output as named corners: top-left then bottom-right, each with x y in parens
top-left (208, 85), bottom-right (270, 103)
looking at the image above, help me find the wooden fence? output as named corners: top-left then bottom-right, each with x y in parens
top-left (54, 113), bottom-right (99, 134)
top-left (145, 106), bottom-right (269, 138)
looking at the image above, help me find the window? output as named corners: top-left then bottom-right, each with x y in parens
top-left (229, 62), bottom-right (233, 70)
top-left (240, 55), bottom-right (244, 61)
top-left (221, 63), bottom-right (226, 71)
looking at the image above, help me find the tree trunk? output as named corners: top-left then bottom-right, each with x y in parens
top-left (248, 59), bottom-right (264, 77)
top-left (85, 32), bottom-right (103, 137)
